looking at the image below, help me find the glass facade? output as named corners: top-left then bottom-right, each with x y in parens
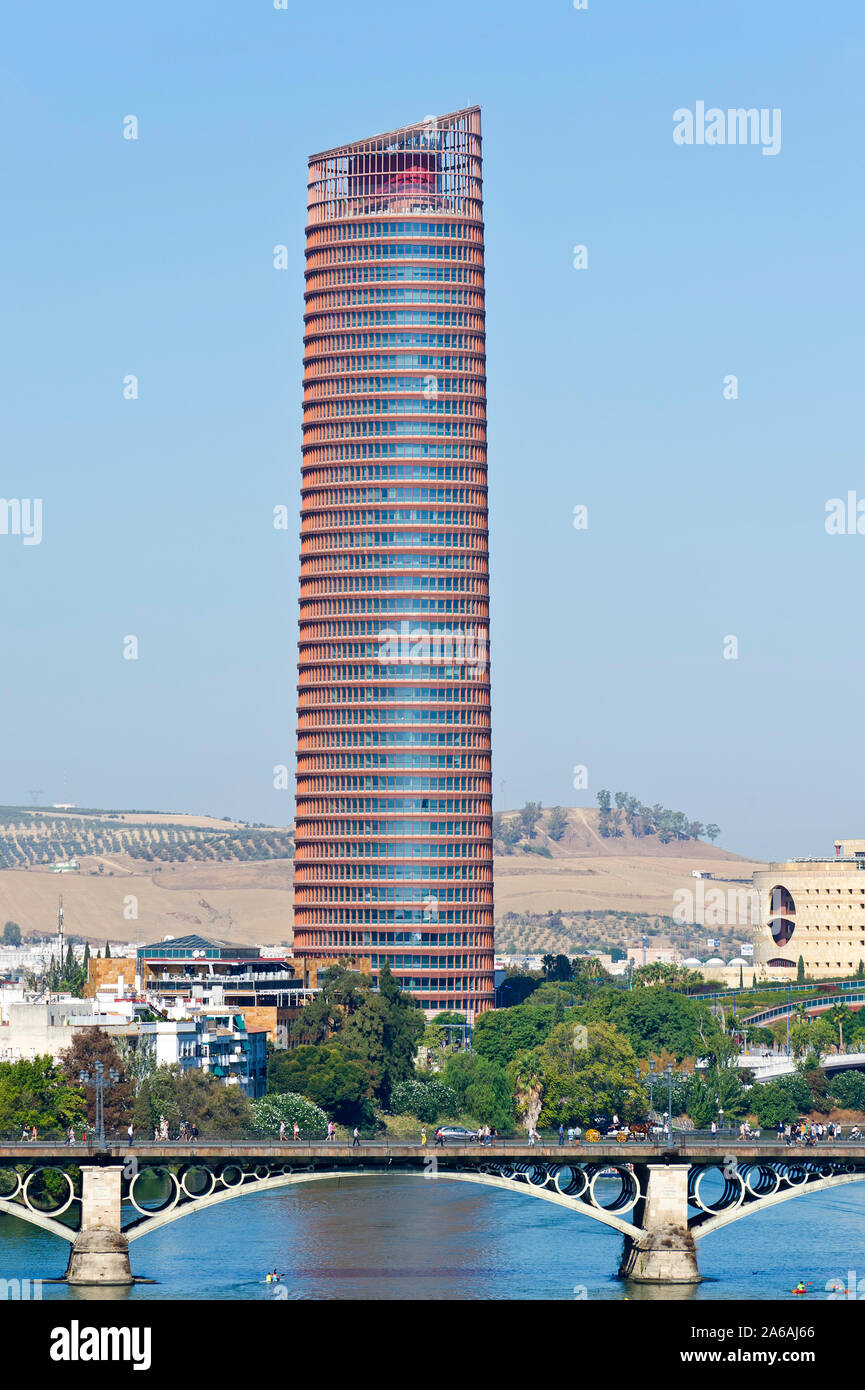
top-left (292, 108), bottom-right (494, 1018)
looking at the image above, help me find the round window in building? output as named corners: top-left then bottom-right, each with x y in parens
top-left (768, 883), bottom-right (796, 947)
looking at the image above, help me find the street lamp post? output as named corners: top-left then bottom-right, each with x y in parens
top-left (79, 1060), bottom-right (120, 1146)
top-left (664, 1063), bottom-right (674, 1145)
top-left (636, 1058), bottom-right (658, 1135)
top-left (786, 981), bottom-right (791, 1058)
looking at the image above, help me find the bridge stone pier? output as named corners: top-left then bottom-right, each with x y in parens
top-left (2, 1141), bottom-right (865, 1288)
top-left (619, 1165), bottom-right (698, 1283)
top-left (65, 1166), bottom-right (131, 1286)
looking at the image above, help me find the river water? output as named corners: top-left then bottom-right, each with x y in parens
top-left (2, 1176), bottom-right (865, 1301)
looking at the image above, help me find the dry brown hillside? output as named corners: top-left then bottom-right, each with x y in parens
top-left (0, 805), bottom-right (761, 952)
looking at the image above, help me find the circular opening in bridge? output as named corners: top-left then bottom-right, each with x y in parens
top-left (219, 1165), bottom-right (245, 1188)
top-left (690, 1166), bottom-right (744, 1214)
top-left (587, 1166), bottom-right (641, 1214)
top-left (553, 1165), bottom-right (588, 1200)
top-left (180, 1166), bottom-right (216, 1200)
top-left (743, 1165), bottom-right (781, 1198)
top-left (128, 1167), bottom-right (179, 1216)
top-left (0, 1167), bottom-right (21, 1200)
top-left (254, 1165), bottom-right (271, 1181)
top-left (783, 1165), bottom-right (809, 1189)
top-left (22, 1167), bottom-right (75, 1217)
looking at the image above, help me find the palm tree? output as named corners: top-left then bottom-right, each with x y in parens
top-left (513, 1056), bottom-right (544, 1136)
top-left (826, 1003), bottom-right (850, 1053)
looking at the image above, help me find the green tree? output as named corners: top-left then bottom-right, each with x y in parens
top-left (132, 1076), bottom-right (153, 1134)
top-left (705, 824), bottom-right (720, 844)
top-left (267, 1044), bottom-right (375, 1126)
top-left (472, 1002), bottom-right (556, 1067)
top-left (681, 1065), bottom-right (746, 1128)
top-left (389, 1078), bottom-right (457, 1123)
top-left (2, 922), bottom-right (21, 947)
top-left (115, 1036), bottom-right (156, 1095)
top-left (796, 956), bottom-right (805, 984)
top-left (251, 1091), bottom-right (328, 1139)
top-left (339, 963), bottom-right (424, 1108)
top-left (175, 1069), bottom-right (252, 1134)
top-left (546, 807), bottom-right (568, 842)
top-left (789, 1020), bottom-right (814, 1060)
top-left (535, 1021), bottom-right (645, 1127)
top-left (440, 1053), bottom-right (513, 1130)
top-left (104, 941), bottom-right (111, 959)
top-left (826, 1004), bottom-right (852, 1052)
top-left (511, 1051), bottom-right (543, 1135)
top-left (749, 1079), bottom-right (802, 1127)
top-left (0, 1056), bottom-right (86, 1135)
top-left (140, 1065), bottom-right (182, 1134)
top-left (59, 1027), bottom-right (133, 1135)
top-left (580, 986), bottom-right (721, 1062)
top-left (518, 801), bottom-right (543, 839)
top-left (829, 1070), bottom-right (865, 1111)
top-left (287, 964), bottom-right (373, 1045)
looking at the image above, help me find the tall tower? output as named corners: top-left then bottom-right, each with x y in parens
top-left (292, 107), bottom-right (495, 1018)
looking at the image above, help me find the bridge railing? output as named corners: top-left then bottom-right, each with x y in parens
top-left (1, 1129), bottom-right (863, 1154)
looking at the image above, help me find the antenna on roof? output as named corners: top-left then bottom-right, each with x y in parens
top-left (56, 895), bottom-right (65, 967)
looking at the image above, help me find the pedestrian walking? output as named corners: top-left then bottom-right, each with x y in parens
top-left (352, 1127), bottom-right (360, 1147)
top-left (434, 1127), bottom-right (444, 1147)
top-left (711, 1120), bottom-right (717, 1141)
top-left (293, 1122), bottom-right (300, 1142)
top-left (421, 1126), bottom-right (427, 1146)
top-left (279, 1120), bottom-right (286, 1142)
top-left (127, 1123), bottom-right (134, 1147)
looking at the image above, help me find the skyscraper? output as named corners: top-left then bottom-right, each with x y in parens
top-left (292, 107), bottom-right (494, 1019)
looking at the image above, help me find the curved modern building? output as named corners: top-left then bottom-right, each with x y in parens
top-left (753, 837), bottom-right (865, 979)
top-left (291, 108), bottom-right (495, 1018)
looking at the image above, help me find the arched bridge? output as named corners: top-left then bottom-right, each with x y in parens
top-left (1, 1140), bottom-right (864, 1286)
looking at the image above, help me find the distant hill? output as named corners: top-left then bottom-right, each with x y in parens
top-left (0, 807), bottom-right (294, 871)
top-left (0, 803), bottom-right (760, 954)
top-left (494, 805), bottom-right (745, 861)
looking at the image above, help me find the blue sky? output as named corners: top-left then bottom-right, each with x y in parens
top-left (1, 0), bottom-right (862, 860)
